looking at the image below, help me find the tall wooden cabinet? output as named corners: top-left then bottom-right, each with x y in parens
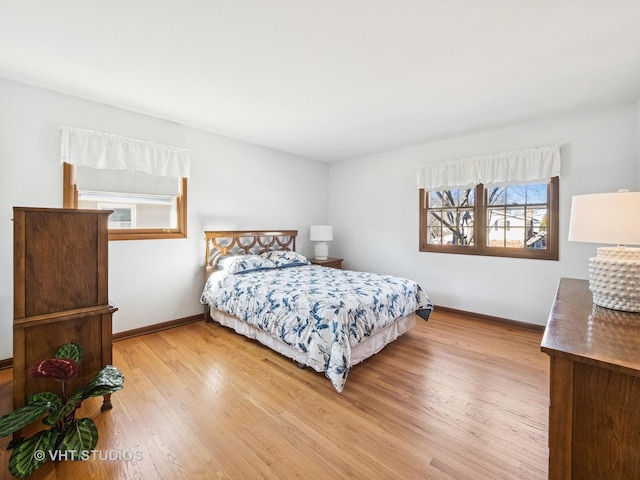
top-left (13, 207), bottom-right (117, 413)
top-left (541, 278), bottom-right (640, 479)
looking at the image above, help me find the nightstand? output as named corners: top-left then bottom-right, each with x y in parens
top-left (309, 257), bottom-right (343, 269)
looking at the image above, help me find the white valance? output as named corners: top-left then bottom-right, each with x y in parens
top-left (60, 126), bottom-right (190, 178)
top-left (416, 144), bottom-right (561, 191)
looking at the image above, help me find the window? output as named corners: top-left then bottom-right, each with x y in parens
top-left (60, 126), bottom-right (190, 241)
top-left (419, 177), bottom-right (559, 259)
top-left (423, 187), bottom-right (476, 247)
top-left (63, 163), bottom-right (187, 240)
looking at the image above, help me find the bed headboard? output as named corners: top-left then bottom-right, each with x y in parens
top-left (204, 230), bottom-right (298, 276)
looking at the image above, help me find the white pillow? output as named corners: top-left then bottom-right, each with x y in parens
top-left (261, 250), bottom-right (309, 268)
top-left (218, 255), bottom-right (276, 274)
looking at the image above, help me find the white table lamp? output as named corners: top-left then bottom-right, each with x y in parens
top-left (568, 190), bottom-right (640, 312)
top-left (310, 225), bottom-right (333, 260)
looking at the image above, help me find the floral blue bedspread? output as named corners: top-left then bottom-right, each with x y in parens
top-left (200, 264), bottom-right (433, 392)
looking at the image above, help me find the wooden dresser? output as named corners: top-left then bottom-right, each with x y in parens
top-left (541, 278), bottom-right (640, 479)
top-left (13, 207), bottom-right (117, 414)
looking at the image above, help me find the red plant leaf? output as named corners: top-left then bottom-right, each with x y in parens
top-left (28, 358), bottom-right (79, 382)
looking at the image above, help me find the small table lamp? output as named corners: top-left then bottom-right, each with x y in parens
top-left (568, 190), bottom-right (640, 312)
top-left (310, 225), bottom-right (333, 260)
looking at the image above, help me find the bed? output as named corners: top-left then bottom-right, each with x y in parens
top-left (200, 230), bottom-right (433, 392)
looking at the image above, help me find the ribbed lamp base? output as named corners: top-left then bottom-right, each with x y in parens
top-left (589, 246), bottom-right (640, 313)
top-left (314, 242), bottom-right (328, 260)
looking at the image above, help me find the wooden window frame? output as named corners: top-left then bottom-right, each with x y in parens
top-left (419, 177), bottom-right (559, 260)
top-left (63, 162), bottom-right (187, 241)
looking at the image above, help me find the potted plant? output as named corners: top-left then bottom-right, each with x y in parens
top-left (0, 342), bottom-right (124, 478)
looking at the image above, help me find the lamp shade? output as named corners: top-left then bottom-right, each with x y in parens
top-left (568, 191), bottom-right (640, 246)
top-left (310, 225), bottom-right (333, 242)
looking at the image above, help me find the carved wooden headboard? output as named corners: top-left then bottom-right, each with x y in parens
top-left (204, 230), bottom-right (298, 277)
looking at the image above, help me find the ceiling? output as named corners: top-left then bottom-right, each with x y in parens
top-left (1, 1), bottom-right (639, 162)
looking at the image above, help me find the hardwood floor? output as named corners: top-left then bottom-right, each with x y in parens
top-left (0, 310), bottom-right (549, 479)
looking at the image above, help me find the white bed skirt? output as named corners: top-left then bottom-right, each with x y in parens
top-left (207, 307), bottom-right (416, 372)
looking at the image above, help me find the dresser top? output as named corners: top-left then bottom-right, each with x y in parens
top-left (541, 278), bottom-right (640, 375)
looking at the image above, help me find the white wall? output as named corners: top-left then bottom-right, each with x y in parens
top-left (0, 77), bottom-right (328, 360)
top-left (328, 104), bottom-right (638, 325)
top-left (637, 100), bottom-right (640, 186)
